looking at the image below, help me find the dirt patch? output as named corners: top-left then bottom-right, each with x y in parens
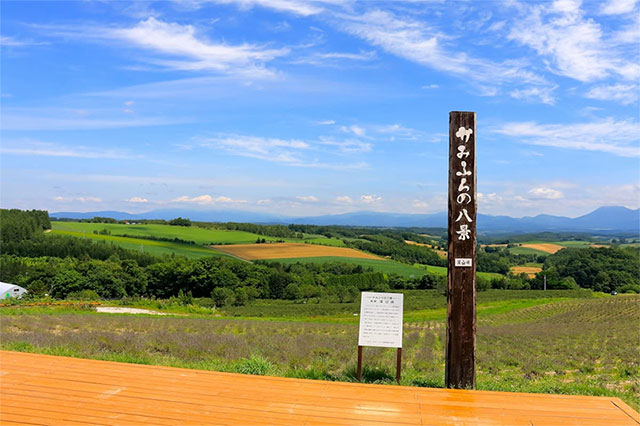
top-left (211, 243), bottom-right (381, 261)
top-left (520, 243), bottom-right (564, 254)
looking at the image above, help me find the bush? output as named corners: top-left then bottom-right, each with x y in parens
top-left (67, 289), bottom-right (101, 301)
top-left (211, 287), bottom-right (234, 307)
top-left (235, 355), bottom-right (275, 376)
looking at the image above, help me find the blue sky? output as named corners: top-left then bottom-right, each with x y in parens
top-left (1, 0), bottom-right (638, 218)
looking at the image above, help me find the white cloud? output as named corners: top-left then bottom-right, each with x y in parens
top-left (201, 134), bottom-right (309, 164)
top-left (54, 196), bottom-right (102, 203)
top-left (600, 0), bottom-right (637, 15)
top-left (317, 120), bottom-right (335, 125)
top-left (412, 200), bottom-right (429, 209)
top-left (360, 194), bottom-right (382, 203)
top-left (126, 197), bottom-right (148, 203)
top-left (507, 1), bottom-right (639, 82)
top-left (320, 138), bottom-right (372, 153)
top-left (528, 187), bottom-right (564, 200)
top-left (335, 196), bottom-right (353, 203)
top-left (585, 84), bottom-right (638, 104)
top-left (0, 36), bottom-right (47, 47)
top-left (420, 84), bottom-right (439, 90)
top-left (108, 18), bottom-right (288, 77)
top-left (183, 0), bottom-right (335, 16)
top-left (339, 9), bottom-right (547, 89)
top-left (296, 195), bottom-right (319, 202)
top-left (171, 194), bottom-right (247, 204)
top-left (340, 125), bottom-right (366, 137)
top-left (494, 118), bottom-right (640, 157)
top-left (509, 86), bottom-right (557, 105)
top-left (0, 141), bottom-right (136, 159)
top-left (293, 50), bottom-right (377, 65)
top-left (200, 133), bottom-right (367, 169)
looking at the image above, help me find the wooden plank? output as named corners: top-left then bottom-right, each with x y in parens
top-left (446, 110), bottom-right (477, 389)
top-left (1, 351), bottom-right (638, 426)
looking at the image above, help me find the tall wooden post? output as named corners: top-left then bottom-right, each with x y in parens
top-left (445, 111), bottom-right (477, 389)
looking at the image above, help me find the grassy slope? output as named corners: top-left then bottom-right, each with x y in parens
top-left (52, 222), bottom-right (295, 245)
top-left (263, 256), bottom-right (427, 278)
top-left (50, 230), bottom-right (225, 259)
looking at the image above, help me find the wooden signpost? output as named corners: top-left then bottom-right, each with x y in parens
top-left (357, 291), bottom-right (404, 383)
top-left (445, 111), bottom-right (477, 389)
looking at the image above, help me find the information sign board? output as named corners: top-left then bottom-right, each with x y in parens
top-left (358, 292), bottom-right (404, 348)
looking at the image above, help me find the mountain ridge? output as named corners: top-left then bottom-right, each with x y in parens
top-left (49, 206), bottom-right (640, 234)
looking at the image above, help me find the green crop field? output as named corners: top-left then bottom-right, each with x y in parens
top-left (49, 230), bottom-right (225, 259)
top-left (263, 256), bottom-right (427, 278)
top-left (2, 292), bottom-right (636, 410)
top-left (303, 238), bottom-right (346, 247)
top-left (52, 222), bottom-right (294, 245)
top-left (412, 264), bottom-right (503, 280)
top-left (507, 246), bottom-right (549, 255)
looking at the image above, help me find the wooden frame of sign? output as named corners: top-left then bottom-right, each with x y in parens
top-left (356, 292), bottom-right (404, 384)
top-left (446, 111), bottom-right (477, 389)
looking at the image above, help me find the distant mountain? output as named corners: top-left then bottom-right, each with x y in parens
top-left (50, 206), bottom-right (640, 234)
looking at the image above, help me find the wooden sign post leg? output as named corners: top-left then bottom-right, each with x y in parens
top-left (396, 348), bottom-right (402, 384)
top-left (356, 345), bottom-right (363, 382)
top-left (445, 111), bottom-right (477, 389)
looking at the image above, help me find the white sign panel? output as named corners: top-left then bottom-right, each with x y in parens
top-left (358, 292), bottom-right (404, 348)
top-left (455, 258), bottom-right (473, 267)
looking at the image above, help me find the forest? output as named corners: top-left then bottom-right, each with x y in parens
top-left (2, 209), bottom-right (639, 303)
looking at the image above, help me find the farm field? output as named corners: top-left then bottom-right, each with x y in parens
top-left (264, 257), bottom-right (427, 278)
top-left (413, 264), bottom-right (503, 280)
top-left (50, 230), bottom-right (226, 259)
top-left (510, 265), bottom-right (543, 277)
top-left (212, 243), bottom-right (381, 261)
top-left (1, 292), bottom-right (637, 410)
top-left (303, 238), bottom-right (346, 247)
top-left (405, 240), bottom-right (447, 257)
top-left (519, 243), bottom-right (564, 254)
top-left (52, 221), bottom-right (293, 245)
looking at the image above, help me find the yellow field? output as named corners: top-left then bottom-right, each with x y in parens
top-left (510, 266), bottom-right (542, 277)
top-left (211, 243), bottom-right (382, 260)
top-left (405, 240), bottom-right (448, 257)
top-left (520, 243), bottom-right (564, 254)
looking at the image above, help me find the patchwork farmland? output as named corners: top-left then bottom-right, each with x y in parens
top-left (212, 242), bottom-right (382, 260)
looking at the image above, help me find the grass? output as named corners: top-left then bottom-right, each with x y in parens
top-left (303, 238), bottom-right (346, 247)
top-left (412, 264), bottom-right (503, 280)
top-left (2, 292), bottom-right (636, 410)
top-left (507, 246), bottom-right (549, 256)
top-left (52, 221), bottom-right (297, 245)
top-left (264, 257), bottom-right (427, 278)
top-left (50, 230), bottom-right (225, 259)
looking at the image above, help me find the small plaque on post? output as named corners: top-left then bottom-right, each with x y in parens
top-left (455, 258), bottom-right (473, 267)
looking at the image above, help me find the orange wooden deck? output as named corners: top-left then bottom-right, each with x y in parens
top-left (1, 351), bottom-right (638, 426)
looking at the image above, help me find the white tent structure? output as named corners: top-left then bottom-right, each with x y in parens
top-left (0, 282), bottom-right (27, 299)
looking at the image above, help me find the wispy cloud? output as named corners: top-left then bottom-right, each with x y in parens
top-left (494, 118), bottom-right (640, 157)
top-left (180, 0), bottom-right (343, 16)
top-left (0, 141), bottom-right (136, 159)
top-left (109, 18), bottom-right (289, 77)
top-left (510, 86), bottom-right (557, 105)
top-left (200, 133), bottom-right (367, 169)
top-left (1, 107), bottom-right (189, 131)
top-left (507, 0), bottom-right (639, 82)
top-left (585, 84), bottom-right (638, 104)
top-left (337, 9), bottom-right (548, 94)
top-left (600, 0), bottom-right (637, 15)
top-left (291, 49), bottom-right (377, 66)
top-left (0, 35), bottom-right (47, 47)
